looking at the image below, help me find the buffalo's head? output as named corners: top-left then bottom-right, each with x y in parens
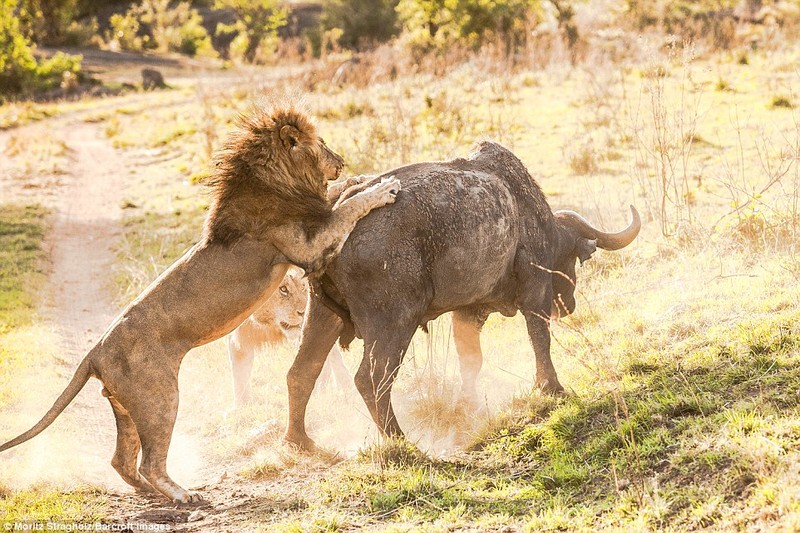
top-left (550, 206), bottom-right (641, 318)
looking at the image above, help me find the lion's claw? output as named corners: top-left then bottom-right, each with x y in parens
top-left (174, 490), bottom-right (205, 505)
top-left (365, 176), bottom-right (401, 207)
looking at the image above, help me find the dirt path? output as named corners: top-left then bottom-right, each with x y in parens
top-left (38, 119), bottom-right (128, 489)
top-left (43, 121), bottom-right (122, 348)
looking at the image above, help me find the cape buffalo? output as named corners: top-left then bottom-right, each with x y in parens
top-left (284, 141), bottom-right (640, 450)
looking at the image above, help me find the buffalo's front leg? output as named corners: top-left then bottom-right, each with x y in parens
top-left (285, 296), bottom-right (342, 451)
top-left (523, 310), bottom-right (564, 394)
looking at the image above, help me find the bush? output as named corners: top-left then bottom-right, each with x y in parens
top-left (33, 51), bottom-right (82, 89)
top-left (108, 12), bottom-right (143, 51)
top-left (0, 0), bottom-right (37, 95)
top-left (17, 0), bottom-right (79, 45)
top-left (63, 16), bottom-right (99, 47)
top-left (215, 0), bottom-right (287, 63)
top-left (107, 0), bottom-right (215, 57)
top-left (623, 0), bottom-right (740, 49)
top-left (321, 0), bottom-right (400, 50)
top-left (0, 0), bottom-right (82, 99)
top-left (396, 0), bottom-right (542, 51)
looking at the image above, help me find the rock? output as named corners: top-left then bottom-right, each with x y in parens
top-left (135, 508), bottom-right (190, 524)
top-left (142, 68), bottom-right (166, 90)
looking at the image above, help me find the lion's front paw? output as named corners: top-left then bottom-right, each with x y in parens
top-left (347, 175), bottom-right (371, 186)
top-left (363, 176), bottom-right (401, 208)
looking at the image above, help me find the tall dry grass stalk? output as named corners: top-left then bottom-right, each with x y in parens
top-left (631, 40), bottom-right (702, 238)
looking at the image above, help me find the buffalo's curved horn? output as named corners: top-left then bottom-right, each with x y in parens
top-left (554, 205), bottom-right (641, 251)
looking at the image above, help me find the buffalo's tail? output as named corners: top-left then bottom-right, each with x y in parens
top-left (0, 356), bottom-right (93, 452)
top-left (310, 277), bottom-right (356, 350)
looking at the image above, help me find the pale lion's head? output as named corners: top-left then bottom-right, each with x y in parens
top-left (204, 103), bottom-right (344, 245)
top-left (251, 267), bottom-right (308, 342)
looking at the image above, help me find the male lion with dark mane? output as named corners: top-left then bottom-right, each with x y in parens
top-left (0, 104), bottom-right (400, 503)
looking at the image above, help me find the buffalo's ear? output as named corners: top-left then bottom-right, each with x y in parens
top-left (280, 124), bottom-right (301, 148)
top-left (576, 238), bottom-right (597, 265)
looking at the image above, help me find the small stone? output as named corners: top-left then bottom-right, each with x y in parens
top-left (135, 509), bottom-right (189, 523)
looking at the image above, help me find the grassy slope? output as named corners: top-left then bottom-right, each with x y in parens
top-left (1, 41), bottom-right (800, 530)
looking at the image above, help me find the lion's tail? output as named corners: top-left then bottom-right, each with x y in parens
top-left (0, 356), bottom-right (93, 452)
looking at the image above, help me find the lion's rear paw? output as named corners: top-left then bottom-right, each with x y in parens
top-left (175, 490), bottom-right (206, 505)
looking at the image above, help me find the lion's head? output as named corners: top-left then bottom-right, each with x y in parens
top-left (204, 104), bottom-right (345, 245)
top-left (251, 267), bottom-right (308, 342)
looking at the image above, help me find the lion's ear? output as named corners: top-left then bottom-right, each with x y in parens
top-left (280, 125), bottom-right (301, 148)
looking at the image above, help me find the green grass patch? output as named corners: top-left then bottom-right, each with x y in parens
top-left (0, 484), bottom-right (108, 521)
top-left (0, 103), bottom-right (60, 130)
top-left (0, 204), bottom-right (48, 332)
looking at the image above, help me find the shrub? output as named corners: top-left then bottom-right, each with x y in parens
top-left (0, 0), bottom-right (82, 99)
top-left (321, 0), bottom-right (400, 50)
top-left (173, 6), bottom-right (215, 56)
top-left (33, 51), bottom-right (83, 89)
top-left (769, 95), bottom-right (793, 109)
top-left (396, 0), bottom-right (542, 51)
top-left (622, 0), bottom-right (740, 49)
top-left (107, 0), bottom-right (215, 57)
top-left (63, 16), bottom-right (99, 47)
top-left (0, 0), bottom-right (38, 95)
top-left (17, 0), bottom-right (79, 45)
top-left (108, 12), bottom-right (143, 51)
top-left (214, 0), bottom-right (287, 63)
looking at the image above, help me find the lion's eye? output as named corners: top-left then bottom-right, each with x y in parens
top-left (279, 286), bottom-right (289, 296)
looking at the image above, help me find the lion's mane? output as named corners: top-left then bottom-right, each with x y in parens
top-left (204, 105), bottom-right (333, 245)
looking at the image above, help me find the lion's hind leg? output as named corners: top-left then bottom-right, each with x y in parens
top-left (112, 369), bottom-right (201, 504)
top-left (103, 388), bottom-right (155, 494)
top-left (136, 394), bottom-right (203, 503)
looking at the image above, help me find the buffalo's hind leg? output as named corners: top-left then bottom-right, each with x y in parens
top-left (355, 314), bottom-right (419, 438)
top-left (285, 295), bottom-right (343, 451)
top-left (103, 388), bottom-right (154, 494)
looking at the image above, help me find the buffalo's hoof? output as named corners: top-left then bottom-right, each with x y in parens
top-left (284, 433), bottom-right (321, 454)
top-left (536, 379), bottom-right (565, 395)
